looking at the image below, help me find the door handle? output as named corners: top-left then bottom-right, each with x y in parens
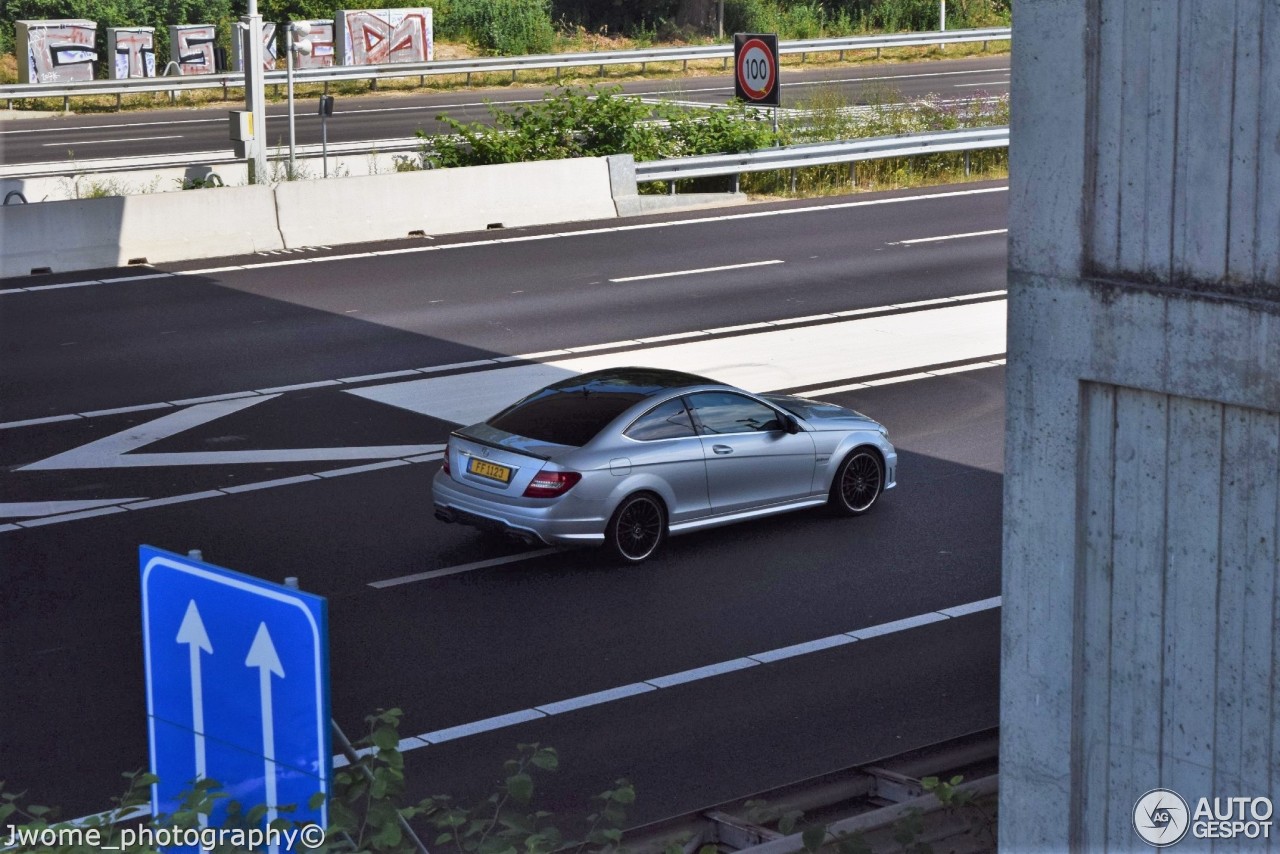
top-left (712, 444), bottom-right (734, 455)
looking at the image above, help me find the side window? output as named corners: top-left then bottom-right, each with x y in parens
top-left (687, 392), bottom-right (785, 435)
top-left (624, 398), bottom-right (697, 441)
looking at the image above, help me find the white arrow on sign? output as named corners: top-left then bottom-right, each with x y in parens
top-left (19, 395), bottom-right (443, 471)
top-left (246, 622), bottom-right (284, 854)
top-left (176, 599), bottom-right (212, 829)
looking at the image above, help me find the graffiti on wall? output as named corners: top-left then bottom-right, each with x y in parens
top-left (169, 24), bottom-right (217, 75)
top-left (107, 27), bottom-right (156, 78)
top-left (294, 20), bottom-right (336, 69)
top-left (17, 20), bottom-right (98, 83)
top-left (231, 22), bottom-right (278, 71)
top-left (337, 8), bottom-right (433, 66)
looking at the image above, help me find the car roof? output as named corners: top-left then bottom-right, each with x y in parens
top-left (540, 367), bottom-right (723, 396)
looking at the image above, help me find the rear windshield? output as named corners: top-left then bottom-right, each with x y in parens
top-left (488, 388), bottom-right (646, 447)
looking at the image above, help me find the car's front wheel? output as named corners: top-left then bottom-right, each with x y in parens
top-left (830, 448), bottom-right (884, 516)
top-left (605, 492), bottom-right (667, 564)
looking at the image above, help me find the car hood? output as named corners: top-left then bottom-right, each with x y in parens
top-left (761, 393), bottom-right (885, 432)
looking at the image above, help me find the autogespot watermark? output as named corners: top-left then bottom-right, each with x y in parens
top-left (1133, 789), bottom-right (1274, 847)
top-left (4, 823), bottom-right (326, 851)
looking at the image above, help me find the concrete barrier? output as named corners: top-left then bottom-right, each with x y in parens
top-left (273, 157), bottom-right (618, 247)
top-left (0, 185), bottom-right (283, 276)
top-left (0, 154), bottom-right (737, 278)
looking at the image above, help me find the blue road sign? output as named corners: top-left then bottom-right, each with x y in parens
top-left (140, 546), bottom-right (330, 847)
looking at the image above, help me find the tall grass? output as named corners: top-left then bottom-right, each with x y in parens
top-left (725, 0), bottom-right (1009, 39)
top-left (749, 84), bottom-right (1009, 196)
top-left (658, 85), bottom-right (1009, 197)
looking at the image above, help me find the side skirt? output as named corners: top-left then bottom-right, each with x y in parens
top-left (667, 496), bottom-right (828, 536)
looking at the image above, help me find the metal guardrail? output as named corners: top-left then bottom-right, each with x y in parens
top-left (634, 126), bottom-right (1009, 182)
top-left (0, 137), bottom-right (425, 179)
top-left (0, 126), bottom-right (1008, 182)
top-left (0, 28), bottom-right (1010, 107)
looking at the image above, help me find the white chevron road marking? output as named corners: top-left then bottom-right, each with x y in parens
top-left (19, 394), bottom-right (444, 471)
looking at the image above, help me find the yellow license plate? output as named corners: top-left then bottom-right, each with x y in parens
top-left (467, 457), bottom-right (512, 484)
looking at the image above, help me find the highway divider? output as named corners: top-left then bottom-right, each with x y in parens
top-left (0, 185), bottom-right (283, 276)
top-left (273, 157), bottom-right (618, 247)
top-left (0, 156), bottom-right (628, 277)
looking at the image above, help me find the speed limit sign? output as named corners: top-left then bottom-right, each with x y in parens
top-left (734, 33), bottom-right (779, 106)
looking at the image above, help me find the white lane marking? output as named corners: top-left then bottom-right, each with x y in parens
top-left (330, 594), bottom-right (1002, 766)
top-left (0, 414), bottom-right (83, 429)
top-left (419, 709), bottom-right (546, 745)
top-left (608, 259), bottom-right (783, 282)
top-left (7, 452), bottom-right (442, 531)
top-left (954, 80), bottom-right (1010, 87)
top-left (940, 596), bottom-right (1003, 617)
top-left (40, 135), bottom-right (183, 146)
top-left (796, 357), bottom-right (1004, 396)
top-left (370, 549), bottom-right (561, 588)
top-left (2, 293), bottom-right (1005, 527)
top-left (12, 506), bottom-right (126, 527)
top-left (645, 657), bottom-right (759, 688)
top-left (124, 491), bottom-right (225, 510)
top-left (890, 228), bottom-right (1007, 245)
top-left (535, 683), bottom-right (655, 716)
top-left (315, 459), bottom-right (409, 478)
top-left (749, 633), bottom-right (858, 663)
top-left (0, 498), bottom-right (146, 519)
top-left (0, 186), bottom-right (1005, 295)
top-left (0, 119), bottom-right (215, 135)
top-left (848, 611), bottom-right (949, 639)
top-left (0, 290), bottom-right (1006, 432)
top-left (222, 474), bottom-right (321, 493)
top-left (80, 402), bottom-right (173, 418)
top-left (347, 300), bottom-right (1007, 426)
top-left (188, 187), bottom-right (1008, 277)
top-left (19, 395), bottom-right (444, 470)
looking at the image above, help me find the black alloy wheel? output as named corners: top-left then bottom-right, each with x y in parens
top-left (606, 493), bottom-right (667, 563)
top-left (831, 449), bottom-right (884, 516)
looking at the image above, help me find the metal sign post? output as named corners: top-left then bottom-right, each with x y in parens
top-left (286, 22), bottom-right (313, 176)
top-left (241, 0), bottom-right (268, 183)
top-left (319, 94), bottom-right (334, 178)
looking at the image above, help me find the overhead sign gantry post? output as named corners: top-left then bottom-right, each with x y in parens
top-left (240, 0), bottom-right (269, 182)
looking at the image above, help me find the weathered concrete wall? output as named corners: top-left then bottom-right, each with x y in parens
top-left (1002, 0), bottom-right (1280, 850)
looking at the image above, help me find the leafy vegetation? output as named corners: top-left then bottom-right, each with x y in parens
top-left (419, 82), bottom-right (1008, 199)
top-left (434, 0), bottom-right (555, 55)
top-left (0, 708), bottom-right (635, 854)
top-left (421, 83), bottom-right (778, 169)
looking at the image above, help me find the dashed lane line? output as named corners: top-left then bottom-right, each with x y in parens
top-left (332, 595), bottom-right (1003, 766)
top-left (0, 185), bottom-right (1007, 296)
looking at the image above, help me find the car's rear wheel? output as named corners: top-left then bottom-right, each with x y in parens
top-left (830, 448), bottom-right (884, 516)
top-left (605, 492), bottom-right (667, 564)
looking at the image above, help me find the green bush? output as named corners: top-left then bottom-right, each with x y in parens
top-left (422, 84), bottom-right (781, 169)
top-left (439, 0), bottom-right (555, 54)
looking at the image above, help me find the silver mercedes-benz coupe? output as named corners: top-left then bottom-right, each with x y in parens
top-left (432, 367), bottom-right (897, 563)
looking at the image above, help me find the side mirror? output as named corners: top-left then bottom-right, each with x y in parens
top-left (785, 415), bottom-right (801, 434)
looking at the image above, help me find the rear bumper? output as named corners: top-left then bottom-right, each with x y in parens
top-left (432, 472), bottom-right (606, 546)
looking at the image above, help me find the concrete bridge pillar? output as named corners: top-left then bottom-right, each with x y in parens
top-left (1002, 0), bottom-right (1280, 849)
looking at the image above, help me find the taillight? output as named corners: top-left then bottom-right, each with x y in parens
top-left (441, 439), bottom-right (451, 474)
top-left (522, 469), bottom-right (582, 498)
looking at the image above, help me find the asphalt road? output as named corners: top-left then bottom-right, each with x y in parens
top-left (0, 182), bottom-right (1007, 825)
top-left (0, 55), bottom-right (1010, 164)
